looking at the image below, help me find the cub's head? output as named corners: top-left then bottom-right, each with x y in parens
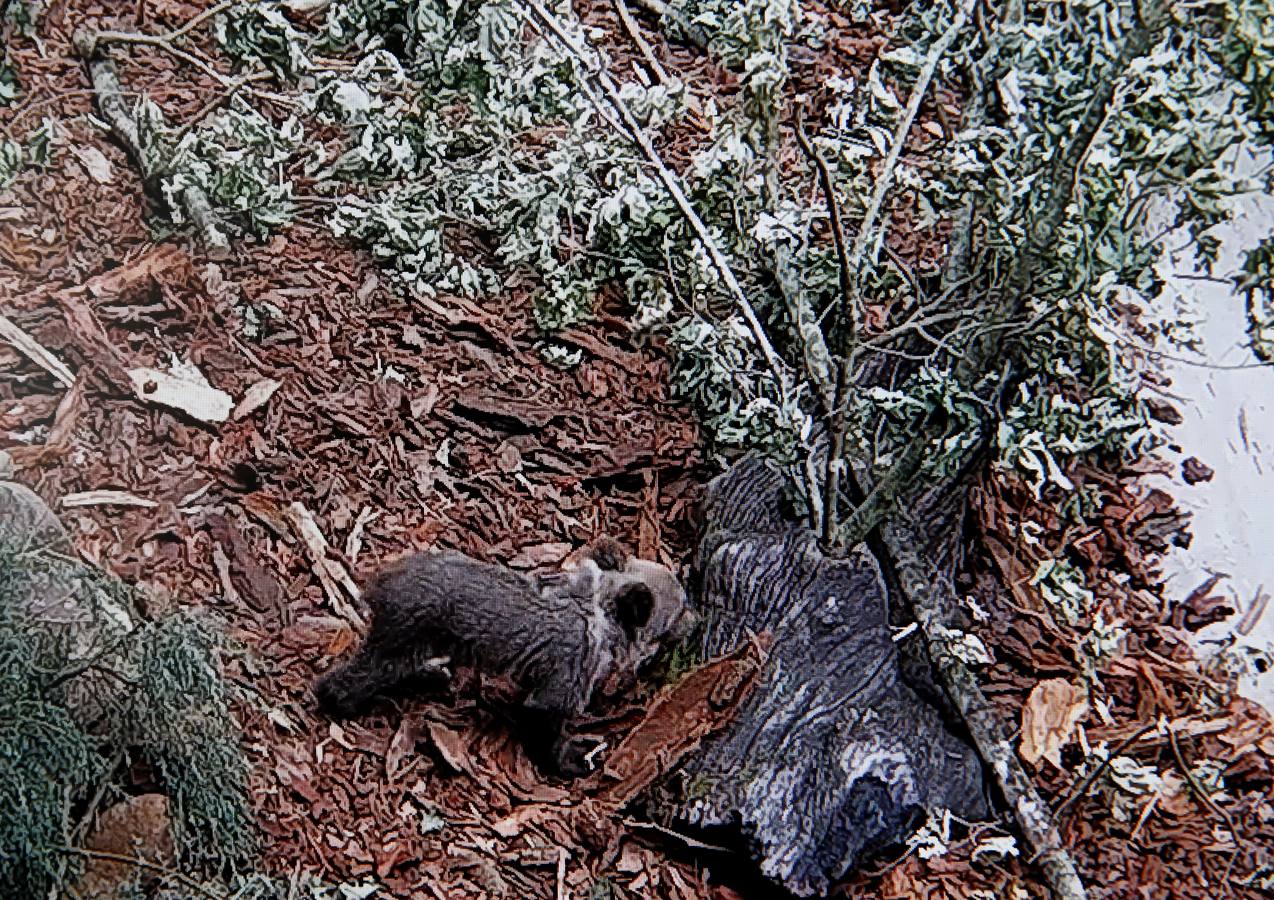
top-left (573, 538), bottom-right (699, 695)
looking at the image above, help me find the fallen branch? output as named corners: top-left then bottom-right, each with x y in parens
top-left (73, 31), bottom-right (230, 258)
top-left (885, 522), bottom-right (1088, 900)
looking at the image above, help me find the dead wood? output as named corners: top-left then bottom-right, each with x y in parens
top-left (884, 518), bottom-right (1088, 900)
top-left (648, 456), bottom-right (989, 897)
top-left (73, 30), bottom-right (230, 259)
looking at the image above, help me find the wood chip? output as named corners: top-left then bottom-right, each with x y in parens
top-left (344, 505), bottom-right (379, 565)
top-left (0, 313), bottom-right (75, 386)
top-left (61, 490), bottom-right (157, 509)
top-left (283, 501), bottom-right (365, 628)
top-left (128, 358), bottom-right (234, 423)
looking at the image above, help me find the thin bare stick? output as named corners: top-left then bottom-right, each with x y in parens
top-left (621, 817), bottom-right (733, 853)
top-left (87, 0), bottom-right (243, 51)
top-left (848, 0), bottom-right (975, 282)
top-left (165, 72), bottom-right (272, 153)
top-left (792, 107), bottom-right (862, 548)
top-left (613, 0), bottom-right (669, 85)
top-left (794, 107), bottom-right (854, 333)
top-left (1053, 722), bottom-right (1156, 820)
top-left (554, 848), bottom-right (567, 900)
top-left (1167, 723), bottom-right (1241, 890)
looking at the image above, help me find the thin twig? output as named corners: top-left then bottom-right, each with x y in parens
top-left (621, 817), bottom-right (733, 853)
top-left (793, 106), bottom-right (855, 338)
top-left (165, 72), bottom-right (272, 154)
top-left (763, 106), bottom-right (835, 416)
top-left (1167, 723), bottom-right (1241, 891)
top-left (87, 0), bottom-right (243, 52)
top-left (68, 750), bottom-right (126, 848)
top-left (555, 847), bottom-right (567, 900)
top-left (612, 0), bottom-right (669, 85)
top-left (792, 107), bottom-right (862, 549)
top-left (57, 847), bottom-right (225, 900)
top-left (1053, 722), bottom-right (1156, 820)
top-left (847, 0), bottom-right (974, 282)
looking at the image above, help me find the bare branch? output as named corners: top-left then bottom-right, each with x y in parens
top-left (885, 525), bottom-right (1089, 900)
top-left (848, 0), bottom-right (975, 284)
top-left (73, 30), bottom-right (231, 259)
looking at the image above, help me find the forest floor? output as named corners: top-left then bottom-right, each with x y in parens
top-left (2, 1), bottom-right (1272, 898)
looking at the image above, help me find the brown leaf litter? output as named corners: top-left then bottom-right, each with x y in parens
top-left (4, 1), bottom-right (1274, 898)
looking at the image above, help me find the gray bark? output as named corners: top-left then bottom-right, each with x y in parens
top-left (650, 456), bottom-right (988, 897)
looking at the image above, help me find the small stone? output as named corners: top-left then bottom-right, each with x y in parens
top-left (1181, 456), bottom-right (1215, 485)
top-left (74, 794), bottom-right (174, 899)
top-left (1144, 397), bottom-right (1183, 425)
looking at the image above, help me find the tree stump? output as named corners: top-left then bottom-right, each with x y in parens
top-left (652, 456), bottom-right (988, 896)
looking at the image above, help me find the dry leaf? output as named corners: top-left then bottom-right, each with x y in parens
top-left (385, 717), bottom-right (419, 781)
top-left (1021, 678), bottom-right (1089, 768)
top-left (426, 721), bottom-right (473, 774)
top-left (72, 146), bottom-right (114, 184)
top-left (233, 377), bottom-right (283, 419)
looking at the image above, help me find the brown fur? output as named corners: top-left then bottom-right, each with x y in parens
top-left (313, 539), bottom-right (695, 776)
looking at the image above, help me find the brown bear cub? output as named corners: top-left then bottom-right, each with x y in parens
top-left (314, 537), bottom-right (696, 776)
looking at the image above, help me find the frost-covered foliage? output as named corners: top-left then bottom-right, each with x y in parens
top-left (216, 2), bottom-right (312, 78)
top-left (930, 1), bottom-right (1272, 482)
top-left (1239, 235), bottom-right (1274, 362)
top-left (0, 115), bottom-right (55, 191)
top-left (0, 538), bottom-right (254, 896)
top-left (192, 0), bottom-right (817, 457)
top-left (160, 0), bottom-right (1272, 478)
top-left (141, 99), bottom-right (301, 240)
top-left (0, 53), bottom-right (18, 105)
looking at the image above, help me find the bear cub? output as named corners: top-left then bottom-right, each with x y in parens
top-left (314, 537), bottom-right (696, 776)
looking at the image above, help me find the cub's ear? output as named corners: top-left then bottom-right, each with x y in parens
top-left (585, 535), bottom-right (631, 571)
top-left (610, 580), bottom-right (654, 637)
